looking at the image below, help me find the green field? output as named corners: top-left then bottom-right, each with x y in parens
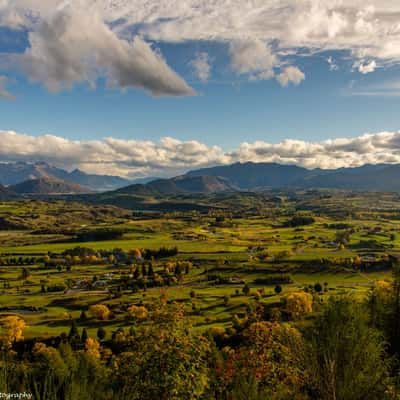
top-left (0, 192), bottom-right (398, 339)
top-left (0, 192), bottom-right (398, 340)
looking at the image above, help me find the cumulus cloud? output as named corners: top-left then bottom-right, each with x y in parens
top-left (16, 9), bottom-right (194, 96)
top-left (0, 130), bottom-right (228, 178)
top-left (229, 39), bottom-right (277, 80)
top-left (0, 76), bottom-right (15, 100)
top-left (0, 8), bottom-right (29, 29)
top-left (100, 0), bottom-right (400, 77)
top-left (3, 129), bottom-right (400, 177)
top-left (276, 66), bottom-right (305, 87)
top-left (3, 1), bottom-right (400, 92)
top-left (190, 52), bottom-right (211, 83)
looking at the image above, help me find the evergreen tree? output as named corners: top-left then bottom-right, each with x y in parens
top-left (148, 263), bottom-right (154, 277)
top-left (81, 328), bottom-right (88, 342)
top-left (97, 327), bottom-right (106, 341)
top-left (68, 319), bottom-right (80, 343)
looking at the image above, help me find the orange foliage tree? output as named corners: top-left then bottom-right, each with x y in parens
top-left (218, 321), bottom-right (308, 398)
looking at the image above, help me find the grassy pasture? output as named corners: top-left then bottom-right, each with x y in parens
top-left (0, 194), bottom-right (398, 339)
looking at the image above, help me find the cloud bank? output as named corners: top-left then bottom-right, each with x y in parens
top-left (2, 129), bottom-right (400, 178)
top-left (2, 1), bottom-right (400, 95)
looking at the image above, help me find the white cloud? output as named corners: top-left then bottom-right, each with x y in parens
top-left (3, 1), bottom-right (400, 97)
top-left (355, 59), bottom-right (377, 74)
top-left (229, 39), bottom-right (277, 80)
top-left (15, 9), bottom-right (194, 96)
top-left (327, 56), bottom-right (339, 71)
top-left (0, 130), bottom-right (228, 178)
top-left (0, 76), bottom-right (15, 100)
top-left (346, 78), bottom-right (400, 96)
top-left (3, 129), bottom-right (400, 177)
top-left (276, 66), bottom-right (305, 87)
top-left (190, 52), bottom-right (211, 83)
top-left (2, 1), bottom-right (400, 92)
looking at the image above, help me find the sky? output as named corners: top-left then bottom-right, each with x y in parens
top-left (1, 0), bottom-right (400, 178)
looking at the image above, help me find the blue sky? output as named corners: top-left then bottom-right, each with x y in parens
top-left (1, 1), bottom-right (400, 178)
top-left (2, 44), bottom-right (399, 149)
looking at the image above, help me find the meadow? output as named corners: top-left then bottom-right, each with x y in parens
top-left (0, 191), bottom-right (398, 340)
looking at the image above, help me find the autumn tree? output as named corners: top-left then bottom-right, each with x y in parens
top-left (127, 305), bottom-right (148, 321)
top-left (217, 321), bottom-right (308, 399)
top-left (129, 248), bottom-right (142, 260)
top-left (85, 337), bottom-right (101, 359)
top-left (1, 316), bottom-right (26, 347)
top-left (285, 291), bottom-right (313, 319)
top-left (89, 304), bottom-right (110, 320)
top-left (113, 302), bottom-right (210, 400)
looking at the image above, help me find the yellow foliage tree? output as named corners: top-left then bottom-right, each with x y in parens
top-left (128, 305), bottom-right (148, 320)
top-left (375, 280), bottom-right (392, 296)
top-left (89, 304), bottom-right (110, 320)
top-left (209, 326), bottom-right (226, 339)
top-left (286, 291), bottom-right (313, 319)
top-left (32, 342), bottom-right (58, 359)
top-left (1, 316), bottom-right (27, 347)
top-left (85, 337), bottom-right (101, 359)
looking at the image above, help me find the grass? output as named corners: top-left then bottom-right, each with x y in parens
top-left (0, 195), bottom-right (398, 339)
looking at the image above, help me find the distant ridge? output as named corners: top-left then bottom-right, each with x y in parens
top-left (0, 161), bottom-right (130, 191)
top-left (0, 183), bottom-right (16, 200)
top-left (102, 161), bottom-right (400, 195)
top-left (299, 164), bottom-right (400, 192)
top-left (9, 177), bottom-right (91, 194)
top-left (3, 161), bottom-right (400, 195)
top-left (116, 175), bottom-right (236, 195)
top-left (186, 162), bottom-right (311, 189)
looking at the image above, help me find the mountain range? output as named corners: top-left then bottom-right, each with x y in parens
top-left (1, 161), bottom-right (400, 195)
top-left (9, 177), bottom-right (90, 195)
top-left (0, 162), bottom-right (130, 191)
top-left (115, 175), bottom-right (235, 195)
top-left (114, 162), bottom-right (400, 194)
